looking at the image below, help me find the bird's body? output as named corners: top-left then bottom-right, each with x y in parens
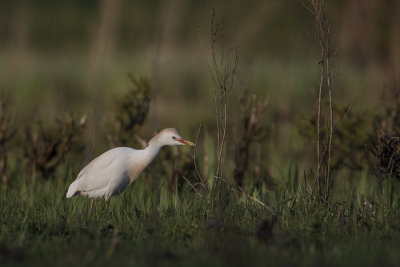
top-left (66, 128), bottom-right (194, 201)
top-left (66, 147), bottom-right (150, 200)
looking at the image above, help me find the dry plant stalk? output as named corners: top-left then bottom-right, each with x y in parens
top-left (208, 9), bottom-right (239, 191)
top-left (189, 123), bottom-right (210, 194)
top-left (0, 96), bottom-right (15, 189)
top-left (183, 10), bottom-right (274, 213)
top-left (24, 112), bottom-right (86, 180)
top-left (186, 124), bottom-right (275, 214)
top-left (307, 0), bottom-right (335, 200)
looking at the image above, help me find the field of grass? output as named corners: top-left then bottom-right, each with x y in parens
top-left (1, 166), bottom-right (400, 266)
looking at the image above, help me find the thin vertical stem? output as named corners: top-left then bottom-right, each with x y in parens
top-left (326, 57), bottom-right (333, 199)
top-left (313, 63), bottom-right (324, 197)
top-left (308, 0), bottom-right (334, 201)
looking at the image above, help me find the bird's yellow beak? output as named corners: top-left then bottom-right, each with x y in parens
top-left (176, 138), bottom-right (195, 146)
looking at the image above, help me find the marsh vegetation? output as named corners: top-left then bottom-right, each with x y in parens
top-left (1, 0), bottom-right (400, 266)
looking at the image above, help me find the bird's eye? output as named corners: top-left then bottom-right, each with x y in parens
top-left (172, 136), bottom-right (176, 140)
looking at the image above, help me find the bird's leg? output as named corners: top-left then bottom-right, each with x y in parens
top-left (89, 199), bottom-right (94, 214)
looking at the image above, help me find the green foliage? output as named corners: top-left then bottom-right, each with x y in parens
top-left (298, 105), bottom-right (378, 172)
top-left (1, 167), bottom-right (400, 266)
top-left (108, 75), bottom-right (151, 147)
top-left (331, 107), bottom-right (377, 170)
top-left (157, 148), bottom-right (195, 193)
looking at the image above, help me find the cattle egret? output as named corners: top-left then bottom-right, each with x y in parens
top-left (66, 128), bottom-right (195, 208)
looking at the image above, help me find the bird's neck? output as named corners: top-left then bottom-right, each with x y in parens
top-left (144, 139), bottom-right (164, 160)
top-left (126, 141), bottom-right (164, 184)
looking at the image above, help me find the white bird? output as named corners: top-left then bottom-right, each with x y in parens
top-left (66, 128), bottom-right (195, 208)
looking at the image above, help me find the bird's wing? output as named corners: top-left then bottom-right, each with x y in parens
top-left (75, 148), bottom-right (133, 193)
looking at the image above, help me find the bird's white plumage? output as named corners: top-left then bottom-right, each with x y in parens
top-left (66, 128), bottom-right (194, 200)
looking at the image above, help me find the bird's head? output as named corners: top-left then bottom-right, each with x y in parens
top-left (154, 128), bottom-right (195, 147)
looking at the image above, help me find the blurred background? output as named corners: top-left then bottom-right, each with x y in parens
top-left (0, 0), bottom-right (399, 183)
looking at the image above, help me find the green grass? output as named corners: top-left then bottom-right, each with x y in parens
top-left (1, 166), bottom-right (400, 267)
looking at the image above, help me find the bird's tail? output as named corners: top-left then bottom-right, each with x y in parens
top-left (66, 180), bottom-right (80, 198)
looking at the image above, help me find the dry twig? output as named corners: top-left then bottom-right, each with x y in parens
top-left (307, 0), bottom-right (335, 201)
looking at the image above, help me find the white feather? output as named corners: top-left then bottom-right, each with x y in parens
top-left (66, 179), bottom-right (80, 198)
